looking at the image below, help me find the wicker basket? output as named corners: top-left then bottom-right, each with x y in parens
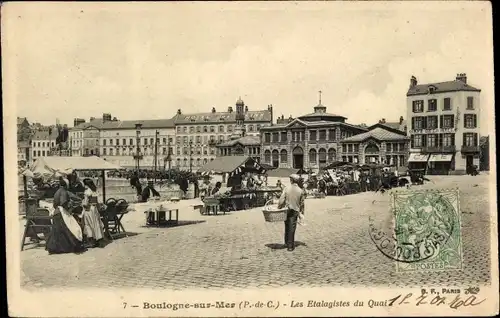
top-left (262, 200), bottom-right (288, 222)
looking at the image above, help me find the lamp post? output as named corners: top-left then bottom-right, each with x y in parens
top-left (189, 140), bottom-right (193, 173)
top-left (154, 130), bottom-right (159, 183)
top-left (134, 123), bottom-right (143, 173)
top-left (165, 136), bottom-right (172, 180)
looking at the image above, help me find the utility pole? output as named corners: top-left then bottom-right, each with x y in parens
top-left (154, 130), bottom-right (159, 183)
top-left (135, 123), bottom-right (142, 173)
top-left (167, 136), bottom-right (172, 181)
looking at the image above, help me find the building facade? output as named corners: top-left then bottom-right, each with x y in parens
top-left (339, 123), bottom-right (409, 166)
top-left (173, 98), bottom-right (272, 171)
top-left (31, 129), bottom-right (59, 160)
top-left (17, 117), bottom-right (32, 164)
top-left (260, 98), bottom-right (368, 170)
top-left (70, 114), bottom-right (176, 169)
top-left (406, 73), bottom-right (481, 174)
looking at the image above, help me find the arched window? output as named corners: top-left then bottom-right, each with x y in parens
top-left (203, 126), bottom-right (208, 132)
top-left (272, 150), bottom-right (279, 167)
top-left (176, 158), bottom-right (181, 167)
top-left (219, 125), bottom-right (224, 133)
top-left (328, 148), bottom-right (336, 162)
top-left (318, 148), bottom-right (327, 164)
top-left (248, 125), bottom-right (254, 132)
top-left (197, 158), bottom-right (201, 167)
top-left (280, 149), bottom-right (288, 163)
top-left (203, 158), bottom-right (208, 164)
top-left (183, 158), bottom-right (188, 167)
top-left (309, 149), bottom-right (317, 164)
top-left (264, 150), bottom-right (271, 163)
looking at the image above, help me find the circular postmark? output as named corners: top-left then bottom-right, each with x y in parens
top-left (368, 189), bottom-right (457, 263)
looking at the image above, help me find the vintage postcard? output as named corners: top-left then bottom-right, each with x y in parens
top-left (3, 1), bottom-right (498, 317)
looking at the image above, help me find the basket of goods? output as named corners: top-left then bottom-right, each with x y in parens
top-left (262, 200), bottom-right (288, 222)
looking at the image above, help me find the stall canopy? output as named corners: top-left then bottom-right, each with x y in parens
top-left (267, 168), bottom-right (304, 178)
top-left (197, 156), bottom-right (265, 175)
top-left (325, 161), bottom-right (352, 169)
top-left (428, 154), bottom-right (453, 162)
top-left (408, 153), bottom-right (430, 162)
top-left (29, 156), bottom-right (122, 179)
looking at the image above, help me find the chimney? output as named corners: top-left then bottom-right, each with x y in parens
top-left (228, 106), bottom-right (233, 113)
top-left (90, 117), bottom-right (95, 121)
top-left (456, 73), bottom-right (467, 84)
top-left (102, 113), bottom-right (112, 122)
top-left (245, 105), bottom-right (248, 113)
top-left (399, 116), bottom-right (404, 125)
top-left (177, 109), bottom-right (182, 115)
top-left (73, 118), bottom-right (85, 127)
top-left (379, 118), bottom-right (386, 124)
top-left (112, 117), bottom-right (118, 121)
top-left (268, 104), bottom-right (273, 126)
top-left (211, 107), bottom-right (216, 113)
top-left (410, 76), bottom-right (417, 88)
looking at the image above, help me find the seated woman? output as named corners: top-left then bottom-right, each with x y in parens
top-left (211, 182), bottom-right (222, 196)
top-left (46, 177), bottom-right (85, 255)
top-left (82, 179), bottom-right (106, 248)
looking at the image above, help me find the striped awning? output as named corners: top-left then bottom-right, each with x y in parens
top-left (428, 154), bottom-right (453, 162)
top-left (408, 153), bottom-right (430, 162)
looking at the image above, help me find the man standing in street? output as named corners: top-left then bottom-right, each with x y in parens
top-left (278, 174), bottom-right (306, 251)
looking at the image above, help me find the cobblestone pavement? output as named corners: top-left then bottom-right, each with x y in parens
top-left (20, 175), bottom-right (493, 289)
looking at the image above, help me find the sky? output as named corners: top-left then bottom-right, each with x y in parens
top-left (4, 2), bottom-right (494, 134)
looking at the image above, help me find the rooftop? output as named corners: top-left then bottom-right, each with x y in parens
top-left (340, 127), bottom-right (408, 143)
top-left (407, 74), bottom-right (481, 96)
top-left (216, 135), bottom-right (261, 147)
top-left (32, 129), bottom-right (59, 140)
top-left (73, 118), bottom-right (176, 130)
top-left (174, 109), bottom-right (271, 125)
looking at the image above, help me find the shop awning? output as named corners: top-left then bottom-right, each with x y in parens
top-left (197, 156), bottom-right (265, 175)
top-left (428, 154), bottom-right (453, 162)
top-left (29, 156), bottom-right (123, 179)
top-left (408, 153), bottom-right (430, 162)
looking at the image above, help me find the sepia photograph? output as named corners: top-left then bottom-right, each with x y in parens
top-left (3, 1), bottom-right (498, 317)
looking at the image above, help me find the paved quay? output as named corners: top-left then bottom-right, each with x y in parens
top-left (20, 175), bottom-right (492, 290)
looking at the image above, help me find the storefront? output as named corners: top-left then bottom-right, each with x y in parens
top-left (427, 154), bottom-right (454, 175)
top-left (408, 153), bottom-right (429, 171)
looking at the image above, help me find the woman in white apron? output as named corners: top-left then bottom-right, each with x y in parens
top-left (82, 179), bottom-right (106, 248)
top-left (46, 178), bottom-right (85, 254)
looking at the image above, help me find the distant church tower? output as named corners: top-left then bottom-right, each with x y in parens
top-left (231, 97), bottom-right (246, 140)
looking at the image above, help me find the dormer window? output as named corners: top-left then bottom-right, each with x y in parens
top-left (428, 85), bottom-right (437, 94)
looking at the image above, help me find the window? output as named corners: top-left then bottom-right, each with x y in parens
top-left (443, 134), bottom-right (455, 147)
top-left (183, 127), bottom-right (187, 133)
top-left (464, 114), bottom-right (477, 128)
top-left (463, 133), bottom-right (477, 146)
top-left (264, 150), bottom-right (271, 163)
top-left (280, 131), bottom-right (287, 142)
top-left (319, 130), bottom-right (326, 140)
top-left (42, 142), bottom-right (45, 147)
top-left (386, 143), bottom-right (392, 152)
top-left (189, 127), bottom-right (194, 133)
top-left (467, 97), bottom-right (474, 110)
top-left (102, 139), bottom-right (106, 146)
top-left (103, 148), bottom-right (107, 155)
top-left (210, 126), bottom-right (215, 133)
top-left (271, 133), bottom-right (279, 143)
top-left (440, 115), bottom-right (455, 129)
top-left (342, 144), bottom-right (347, 153)
top-left (328, 129), bottom-right (336, 141)
top-left (443, 98), bottom-right (452, 110)
top-left (411, 135), bottom-right (423, 148)
top-left (183, 136), bottom-right (188, 144)
top-left (412, 117), bottom-right (424, 130)
top-left (427, 134), bottom-right (437, 147)
top-left (177, 147), bottom-right (181, 155)
top-left (109, 139), bottom-right (113, 145)
top-left (248, 125), bottom-right (254, 132)
top-left (203, 126), bottom-right (208, 133)
top-left (163, 138), bottom-right (167, 144)
top-left (196, 136), bottom-right (201, 143)
top-left (348, 144), bottom-right (353, 153)
top-left (354, 144), bottom-right (359, 152)
top-left (177, 127), bottom-right (181, 133)
top-left (42, 150), bottom-right (46, 156)
top-left (109, 148), bottom-right (114, 156)
top-left (256, 124), bottom-right (261, 130)
top-left (309, 130), bottom-right (317, 141)
top-left (37, 150), bottom-right (41, 157)
top-left (150, 138), bottom-right (154, 145)
top-left (309, 149), bottom-right (317, 164)
top-left (219, 125), bottom-right (224, 133)
top-left (196, 126), bottom-right (201, 133)
top-left (227, 125), bottom-right (233, 132)
top-left (412, 100), bottom-right (424, 112)
top-left (427, 116), bottom-right (438, 129)
top-left (318, 148), bottom-right (327, 163)
top-left (264, 133), bottom-right (271, 143)
top-left (328, 148), bottom-right (336, 161)
top-left (428, 99), bottom-right (437, 112)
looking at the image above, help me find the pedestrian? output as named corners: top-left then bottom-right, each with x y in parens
top-left (278, 174), bottom-right (306, 251)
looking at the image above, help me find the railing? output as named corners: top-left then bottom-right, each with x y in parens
top-left (461, 145), bottom-right (480, 153)
top-left (422, 145), bottom-right (456, 153)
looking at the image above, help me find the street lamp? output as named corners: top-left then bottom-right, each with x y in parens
top-left (165, 136), bottom-right (172, 180)
top-left (189, 140), bottom-right (193, 173)
top-left (134, 123), bottom-right (143, 173)
top-left (154, 130), bottom-right (159, 183)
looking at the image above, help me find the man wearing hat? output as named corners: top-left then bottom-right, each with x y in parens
top-left (278, 174), bottom-right (306, 251)
top-left (140, 180), bottom-right (161, 202)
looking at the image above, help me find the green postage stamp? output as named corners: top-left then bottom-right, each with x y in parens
top-left (391, 188), bottom-right (463, 273)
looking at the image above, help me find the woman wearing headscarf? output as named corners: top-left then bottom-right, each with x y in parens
top-left (82, 179), bottom-right (106, 248)
top-left (46, 177), bottom-right (85, 254)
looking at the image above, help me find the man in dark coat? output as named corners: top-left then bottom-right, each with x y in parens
top-left (141, 181), bottom-right (160, 202)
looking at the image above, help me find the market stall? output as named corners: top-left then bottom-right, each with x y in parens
top-left (197, 156), bottom-right (282, 212)
top-left (20, 156), bottom-right (127, 250)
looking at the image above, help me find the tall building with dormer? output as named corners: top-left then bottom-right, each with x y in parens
top-left (406, 73), bottom-right (481, 174)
